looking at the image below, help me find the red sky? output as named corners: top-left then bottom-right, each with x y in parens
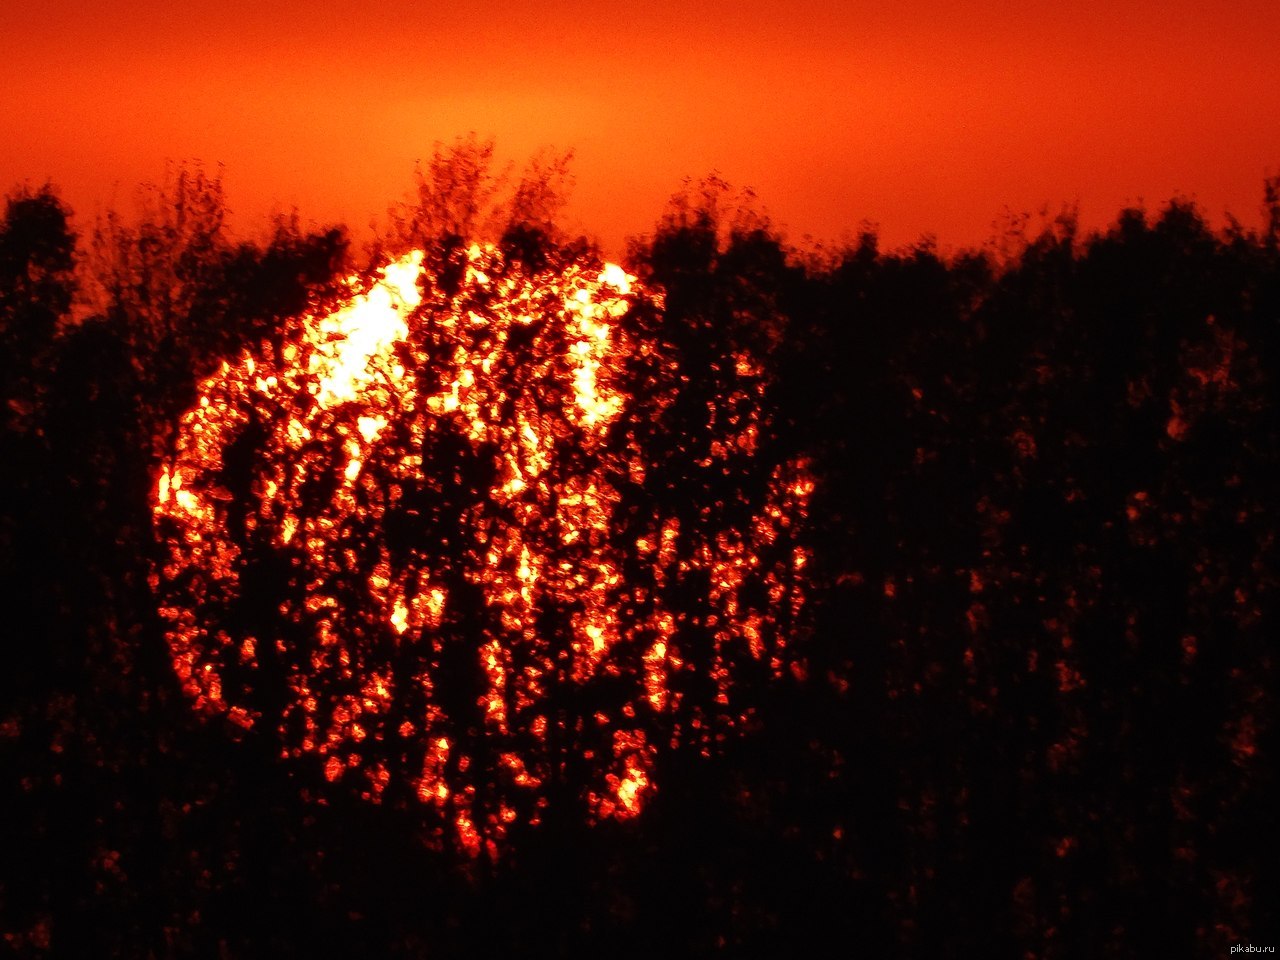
top-left (3, 0), bottom-right (1279, 255)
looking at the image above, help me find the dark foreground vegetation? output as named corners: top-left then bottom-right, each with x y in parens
top-left (1, 148), bottom-right (1276, 957)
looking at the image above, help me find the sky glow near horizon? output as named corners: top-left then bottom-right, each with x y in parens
top-left (3, 0), bottom-right (1279, 253)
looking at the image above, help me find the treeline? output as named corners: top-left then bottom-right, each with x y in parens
top-left (0, 151), bottom-right (1276, 957)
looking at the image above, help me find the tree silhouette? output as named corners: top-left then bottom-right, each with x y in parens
top-left (0, 164), bottom-right (1276, 958)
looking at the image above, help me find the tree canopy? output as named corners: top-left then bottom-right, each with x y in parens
top-left (0, 160), bottom-right (1276, 957)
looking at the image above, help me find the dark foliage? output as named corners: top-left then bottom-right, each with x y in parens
top-left (0, 173), bottom-right (1276, 958)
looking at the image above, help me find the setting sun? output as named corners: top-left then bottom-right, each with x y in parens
top-left (2, 2), bottom-right (1277, 955)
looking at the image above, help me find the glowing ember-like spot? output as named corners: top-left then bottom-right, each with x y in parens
top-left (152, 242), bottom-right (813, 855)
top-left (311, 252), bottom-right (420, 406)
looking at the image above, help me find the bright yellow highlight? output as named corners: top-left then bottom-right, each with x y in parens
top-left (152, 243), bottom-right (813, 856)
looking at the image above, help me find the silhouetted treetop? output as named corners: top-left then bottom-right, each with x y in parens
top-left (0, 166), bottom-right (1276, 958)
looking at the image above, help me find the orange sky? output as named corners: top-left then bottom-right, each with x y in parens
top-left (3, 0), bottom-right (1279, 255)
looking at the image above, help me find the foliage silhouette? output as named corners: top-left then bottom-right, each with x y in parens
top-left (0, 161), bottom-right (1276, 958)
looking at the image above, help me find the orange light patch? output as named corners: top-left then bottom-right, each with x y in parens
top-left (152, 243), bottom-right (813, 854)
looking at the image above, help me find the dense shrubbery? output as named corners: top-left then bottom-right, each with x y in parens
top-left (1, 150), bottom-right (1276, 957)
